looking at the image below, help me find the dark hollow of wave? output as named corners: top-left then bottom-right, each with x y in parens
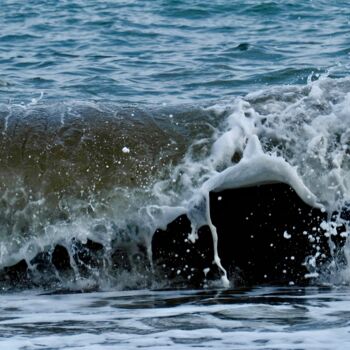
top-left (1, 182), bottom-right (349, 291)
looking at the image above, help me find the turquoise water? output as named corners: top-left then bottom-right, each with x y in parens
top-left (1, 0), bottom-right (350, 104)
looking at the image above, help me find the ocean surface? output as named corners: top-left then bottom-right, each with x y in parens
top-left (1, 0), bottom-right (350, 349)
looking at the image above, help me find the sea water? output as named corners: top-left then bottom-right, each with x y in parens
top-left (1, 0), bottom-right (350, 348)
top-left (2, 287), bottom-right (350, 349)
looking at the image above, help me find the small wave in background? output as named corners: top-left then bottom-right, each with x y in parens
top-left (1, 1), bottom-right (349, 104)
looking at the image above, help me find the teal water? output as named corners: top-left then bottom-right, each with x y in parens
top-left (1, 0), bottom-right (350, 104)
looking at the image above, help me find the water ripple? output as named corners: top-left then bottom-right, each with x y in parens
top-left (0, 0), bottom-right (349, 103)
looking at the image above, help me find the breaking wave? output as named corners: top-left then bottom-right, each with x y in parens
top-left (0, 75), bottom-right (349, 291)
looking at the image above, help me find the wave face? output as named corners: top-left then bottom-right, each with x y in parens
top-left (0, 76), bottom-right (349, 290)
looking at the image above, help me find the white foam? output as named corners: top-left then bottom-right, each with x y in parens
top-left (147, 76), bottom-right (350, 286)
top-left (203, 135), bottom-right (320, 208)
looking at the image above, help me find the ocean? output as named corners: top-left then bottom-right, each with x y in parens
top-left (1, 0), bottom-right (350, 348)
